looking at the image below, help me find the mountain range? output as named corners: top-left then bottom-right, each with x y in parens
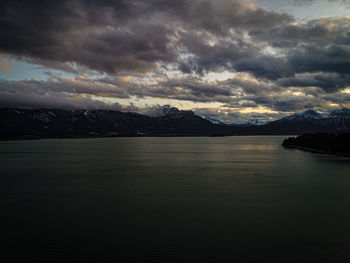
top-left (1, 107), bottom-right (350, 139)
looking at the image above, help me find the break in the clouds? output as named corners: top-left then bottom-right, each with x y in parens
top-left (288, 0), bottom-right (350, 4)
top-left (0, 0), bottom-right (349, 123)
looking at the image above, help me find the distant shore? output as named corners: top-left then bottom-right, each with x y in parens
top-left (0, 134), bottom-right (294, 142)
top-left (0, 134), bottom-right (228, 141)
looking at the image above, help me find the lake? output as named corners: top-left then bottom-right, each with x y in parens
top-left (1, 136), bottom-right (350, 262)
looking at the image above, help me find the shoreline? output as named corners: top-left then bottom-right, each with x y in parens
top-left (0, 134), bottom-right (294, 142)
top-left (0, 134), bottom-right (234, 141)
top-left (282, 144), bottom-right (350, 157)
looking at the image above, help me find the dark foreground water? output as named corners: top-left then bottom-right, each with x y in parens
top-left (1, 136), bottom-right (350, 263)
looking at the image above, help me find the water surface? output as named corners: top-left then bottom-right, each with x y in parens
top-left (1, 136), bottom-right (350, 262)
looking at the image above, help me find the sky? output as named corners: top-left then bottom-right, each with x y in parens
top-left (0, 0), bottom-right (349, 123)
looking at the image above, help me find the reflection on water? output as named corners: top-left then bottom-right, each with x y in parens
top-left (1, 136), bottom-right (350, 262)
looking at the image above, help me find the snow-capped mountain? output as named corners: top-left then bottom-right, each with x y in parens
top-left (281, 110), bottom-right (324, 121)
top-left (204, 116), bottom-right (226, 125)
top-left (244, 119), bottom-right (270, 126)
top-left (1, 107), bottom-right (350, 138)
top-left (156, 105), bottom-right (181, 116)
top-left (260, 108), bottom-right (350, 134)
top-left (152, 105), bottom-right (196, 120)
top-left (0, 107), bottom-right (226, 137)
top-left (278, 108), bottom-right (350, 126)
top-left (328, 108), bottom-right (350, 119)
top-left (327, 108), bottom-right (350, 130)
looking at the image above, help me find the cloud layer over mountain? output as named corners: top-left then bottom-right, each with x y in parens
top-left (0, 0), bottom-right (349, 123)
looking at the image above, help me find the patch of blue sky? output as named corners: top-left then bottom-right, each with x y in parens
top-left (0, 59), bottom-right (76, 81)
top-left (256, 0), bottom-right (349, 21)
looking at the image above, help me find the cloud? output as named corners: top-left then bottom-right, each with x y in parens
top-left (0, 73), bottom-right (344, 114)
top-left (0, 0), bottom-right (291, 74)
top-left (1, 1), bottom-right (347, 81)
top-left (278, 73), bottom-right (350, 92)
top-left (1, 72), bottom-right (349, 123)
top-left (0, 0), bottom-right (349, 119)
top-left (194, 107), bottom-right (286, 124)
top-left (288, 0), bottom-right (350, 5)
top-left (0, 0), bottom-right (177, 73)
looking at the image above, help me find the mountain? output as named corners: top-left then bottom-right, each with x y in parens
top-left (281, 110), bottom-right (324, 122)
top-left (204, 116), bottom-right (226, 125)
top-left (234, 119), bottom-right (269, 127)
top-left (1, 107), bottom-right (350, 139)
top-left (152, 105), bottom-right (182, 117)
top-left (0, 108), bottom-right (231, 138)
top-left (327, 108), bottom-right (350, 130)
top-left (250, 108), bottom-right (350, 135)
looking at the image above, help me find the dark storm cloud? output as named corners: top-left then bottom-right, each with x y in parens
top-left (178, 31), bottom-right (259, 74)
top-left (230, 43), bottom-right (350, 81)
top-left (0, 0), bottom-right (291, 74)
top-left (0, 77), bottom-right (129, 103)
top-left (0, 0), bottom-right (178, 73)
top-left (0, 79), bottom-right (124, 110)
top-left (230, 17), bottom-right (350, 82)
top-left (287, 44), bottom-right (350, 76)
top-left (185, 0), bottom-right (292, 35)
top-left (278, 73), bottom-right (350, 92)
top-left (0, 75), bottom-right (235, 108)
top-left (177, 15), bottom-right (350, 85)
top-left (158, 77), bottom-right (236, 103)
top-left (225, 93), bottom-right (326, 112)
top-left (266, 18), bottom-right (350, 45)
